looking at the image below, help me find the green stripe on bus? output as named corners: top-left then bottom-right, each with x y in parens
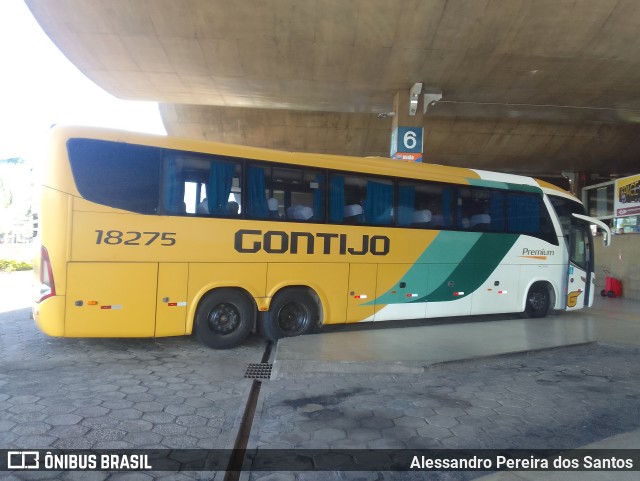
top-left (467, 178), bottom-right (510, 190)
top-left (466, 178), bottom-right (543, 194)
top-left (423, 233), bottom-right (518, 302)
top-left (369, 231), bottom-right (518, 306)
top-left (370, 231), bottom-right (479, 306)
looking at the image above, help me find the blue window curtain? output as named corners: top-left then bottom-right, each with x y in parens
top-left (364, 181), bottom-right (393, 225)
top-left (329, 175), bottom-right (344, 222)
top-left (163, 158), bottom-right (184, 214)
top-left (509, 194), bottom-right (540, 233)
top-left (398, 185), bottom-right (415, 226)
top-left (207, 160), bottom-right (235, 215)
top-left (441, 187), bottom-right (453, 227)
top-left (489, 192), bottom-right (505, 231)
top-left (247, 165), bottom-right (269, 218)
top-left (312, 173), bottom-right (325, 221)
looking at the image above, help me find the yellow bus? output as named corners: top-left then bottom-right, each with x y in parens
top-left (33, 126), bottom-right (611, 349)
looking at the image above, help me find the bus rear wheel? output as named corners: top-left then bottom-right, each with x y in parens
top-left (195, 289), bottom-right (255, 349)
top-left (523, 283), bottom-right (551, 318)
top-left (261, 288), bottom-right (319, 342)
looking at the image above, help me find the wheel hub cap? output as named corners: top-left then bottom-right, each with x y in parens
top-left (208, 303), bottom-right (240, 335)
top-left (278, 302), bottom-right (309, 335)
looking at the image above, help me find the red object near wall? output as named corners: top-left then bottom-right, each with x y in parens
top-left (601, 270), bottom-right (623, 298)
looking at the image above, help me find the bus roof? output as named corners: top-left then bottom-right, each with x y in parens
top-left (51, 125), bottom-right (575, 198)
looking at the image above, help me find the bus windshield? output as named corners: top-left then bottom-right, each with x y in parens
top-left (548, 195), bottom-right (586, 237)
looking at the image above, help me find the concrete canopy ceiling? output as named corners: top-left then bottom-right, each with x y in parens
top-left (25, 0), bottom-right (640, 177)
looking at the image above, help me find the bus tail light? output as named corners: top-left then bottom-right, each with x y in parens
top-left (37, 245), bottom-right (56, 303)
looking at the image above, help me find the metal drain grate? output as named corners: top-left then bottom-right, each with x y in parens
top-left (244, 363), bottom-right (272, 380)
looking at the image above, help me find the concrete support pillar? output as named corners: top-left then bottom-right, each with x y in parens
top-left (392, 90), bottom-right (424, 130)
top-left (562, 171), bottom-right (589, 196)
top-left (576, 172), bottom-right (589, 196)
top-left (390, 90), bottom-right (424, 162)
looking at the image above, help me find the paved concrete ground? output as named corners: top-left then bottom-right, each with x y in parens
top-left (1, 271), bottom-right (640, 481)
top-left (272, 316), bottom-right (596, 377)
top-left (272, 295), bottom-right (640, 378)
top-left (245, 297), bottom-right (640, 480)
top-left (250, 342), bottom-right (640, 480)
top-left (0, 272), bottom-right (266, 480)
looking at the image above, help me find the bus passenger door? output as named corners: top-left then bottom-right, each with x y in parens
top-left (156, 263), bottom-right (189, 336)
top-left (566, 224), bottom-right (593, 310)
top-left (347, 264), bottom-right (377, 322)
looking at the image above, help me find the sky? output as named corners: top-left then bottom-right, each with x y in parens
top-left (0, 0), bottom-right (166, 163)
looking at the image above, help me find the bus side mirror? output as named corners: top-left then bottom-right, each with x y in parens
top-left (572, 213), bottom-right (611, 247)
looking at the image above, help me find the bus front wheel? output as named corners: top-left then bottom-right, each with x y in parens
top-left (523, 283), bottom-right (551, 318)
top-left (194, 289), bottom-right (255, 349)
top-left (261, 288), bottom-right (319, 342)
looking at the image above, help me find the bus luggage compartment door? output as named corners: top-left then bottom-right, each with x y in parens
top-left (156, 263), bottom-right (189, 336)
top-left (374, 264), bottom-right (428, 322)
top-left (65, 262), bottom-right (158, 337)
top-left (470, 265), bottom-right (520, 315)
top-left (347, 264), bottom-right (378, 323)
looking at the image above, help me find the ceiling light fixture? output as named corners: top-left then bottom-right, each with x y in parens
top-left (409, 83), bottom-right (423, 115)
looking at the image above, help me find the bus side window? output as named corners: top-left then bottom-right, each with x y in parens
top-left (265, 166), bottom-right (325, 222)
top-left (343, 176), bottom-right (365, 224)
top-left (68, 138), bottom-right (162, 215)
top-left (163, 154), bottom-right (243, 218)
top-left (339, 175), bottom-right (393, 226)
top-left (465, 188), bottom-right (505, 232)
top-left (508, 193), bottom-right (555, 242)
top-left (402, 181), bottom-right (453, 229)
top-left (424, 185), bottom-right (453, 228)
top-left (488, 190), bottom-right (505, 232)
top-left (508, 193), bottom-right (539, 233)
top-left (344, 204), bottom-right (364, 223)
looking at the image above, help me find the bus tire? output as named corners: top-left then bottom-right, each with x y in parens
top-left (194, 289), bottom-right (255, 349)
top-left (523, 283), bottom-right (551, 318)
top-left (262, 288), bottom-right (319, 342)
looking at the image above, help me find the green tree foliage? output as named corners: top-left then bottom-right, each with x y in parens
top-left (0, 259), bottom-right (33, 272)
